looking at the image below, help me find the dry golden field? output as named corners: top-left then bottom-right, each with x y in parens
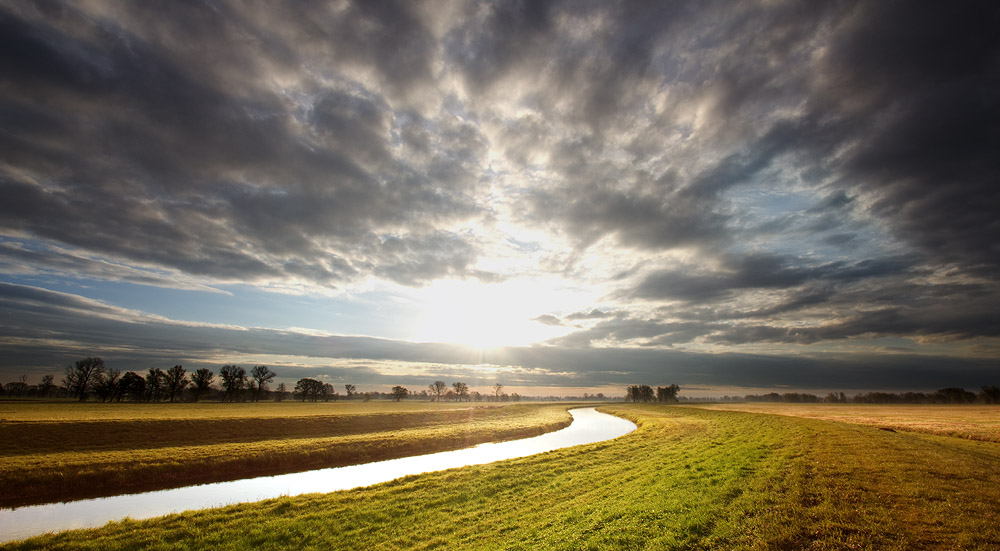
top-left (0, 401), bottom-right (572, 507)
top-left (688, 403), bottom-right (1000, 442)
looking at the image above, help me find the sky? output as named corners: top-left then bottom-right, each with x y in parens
top-left (1, 0), bottom-right (998, 397)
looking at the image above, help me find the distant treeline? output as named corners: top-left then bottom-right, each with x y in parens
top-left (736, 387), bottom-right (1000, 404)
top-left (5, 358), bottom-right (998, 405)
top-left (0, 358), bottom-right (527, 403)
top-left (292, 379), bottom-right (523, 403)
top-left (624, 384), bottom-right (681, 403)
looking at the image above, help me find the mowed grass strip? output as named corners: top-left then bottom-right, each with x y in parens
top-left (0, 402), bottom-right (572, 507)
top-left (6, 404), bottom-right (999, 550)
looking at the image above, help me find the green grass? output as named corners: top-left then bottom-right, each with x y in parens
top-left (0, 401), bottom-right (572, 507)
top-left (5, 404), bottom-right (999, 550)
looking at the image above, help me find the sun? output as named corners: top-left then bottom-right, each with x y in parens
top-left (409, 279), bottom-right (577, 348)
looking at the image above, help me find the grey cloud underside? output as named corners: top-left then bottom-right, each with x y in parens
top-left (457, 0), bottom-right (1000, 347)
top-left (543, 250), bottom-right (1000, 347)
top-left (561, 275), bottom-right (1000, 348)
top-left (1, 0), bottom-right (999, 359)
top-left (2, 283), bottom-right (994, 391)
top-left (0, 1), bottom-right (484, 287)
top-left (468, 1), bottom-right (999, 260)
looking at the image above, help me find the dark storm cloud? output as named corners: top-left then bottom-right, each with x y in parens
top-left (813, 3), bottom-right (1000, 273)
top-left (2, 283), bottom-right (994, 391)
top-left (0, 1), bottom-right (483, 288)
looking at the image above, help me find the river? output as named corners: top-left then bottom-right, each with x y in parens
top-left (0, 406), bottom-right (635, 543)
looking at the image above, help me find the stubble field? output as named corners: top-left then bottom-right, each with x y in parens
top-left (689, 402), bottom-right (1000, 442)
top-left (0, 401), bottom-right (572, 507)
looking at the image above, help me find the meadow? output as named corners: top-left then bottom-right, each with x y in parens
top-left (0, 401), bottom-right (572, 507)
top-left (3, 403), bottom-right (999, 550)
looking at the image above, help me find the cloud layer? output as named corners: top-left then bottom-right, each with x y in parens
top-left (2, 282), bottom-right (995, 392)
top-left (1, 1), bottom-right (998, 390)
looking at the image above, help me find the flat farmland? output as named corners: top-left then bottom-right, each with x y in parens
top-left (3, 403), bottom-right (999, 550)
top-left (0, 401), bottom-right (572, 507)
top-left (688, 403), bottom-right (1000, 442)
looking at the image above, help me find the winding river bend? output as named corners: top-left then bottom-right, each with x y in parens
top-left (0, 407), bottom-right (635, 543)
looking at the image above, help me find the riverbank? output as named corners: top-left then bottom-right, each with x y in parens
top-left (4, 404), bottom-right (999, 549)
top-left (0, 408), bottom-right (634, 542)
top-left (0, 402), bottom-right (573, 507)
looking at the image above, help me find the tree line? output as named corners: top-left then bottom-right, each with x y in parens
top-left (6, 363), bottom-right (997, 406)
top-left (48, 357), bottom-right (280, 402)
top-left (0, 357), bottom-right (279, 403)
top-left (287, 379), bottom-right (523, 402)
top-left (743, 387), bottom-right (1000, 404)
top-left (624, 384), bottom-right (680, 403)
top-left (2, 358), bottom-right (528, 403)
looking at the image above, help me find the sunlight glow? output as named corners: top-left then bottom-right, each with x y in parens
top-left (408, 278), bottom-right (584, 348)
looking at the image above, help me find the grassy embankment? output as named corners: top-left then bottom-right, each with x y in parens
top-left (0, 401), bottom-right (573, 507)
top-left (5, 403), bottom-right (999, 550)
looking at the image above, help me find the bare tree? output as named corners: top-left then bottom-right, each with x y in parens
top-left (452, 382), bottom-right (469, 401)
top-left (275, 382), bottom-right (287, 402)
top-left (65, 357), bottom-right (105, 401)
top-left (145, 368), bottom-right (165, 402)
top-left (392, 385), bottom-right (409, 401)
top-left (219, 365), bottom-right (247, 402)
top-left (164, 365), bottom-right (188, 402)
top-left (492, 383), bottom-right (504, 401)
top-left (4, 375), bottom-right (29, 397)
top-left (345, 384), bottom-right (357, 399)
top-left (190, 368), bottom-right (214, 402)
top-left (430, 380), bottom-right (447, 401)
top-left (38, 374), bottom-right (55, 398)
top-left (250, 365), bottom-right (276, 402)
top-left (92, 368), bottom-right (122, 402)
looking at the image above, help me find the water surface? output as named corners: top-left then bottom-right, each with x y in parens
top-left (0, 406), bottom-right (634, 543)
